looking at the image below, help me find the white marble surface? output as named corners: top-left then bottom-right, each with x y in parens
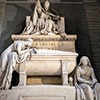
top-left (18, 49), bottom-right (78, 86)
top-left (36, 49), bottom-right (78, 55)
top-left (0, 85), bottom-right (75, 100)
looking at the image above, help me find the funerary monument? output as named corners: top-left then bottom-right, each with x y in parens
top-left (0, 0), bottom-right (80, 100)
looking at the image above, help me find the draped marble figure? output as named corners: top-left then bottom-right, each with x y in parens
top-left (0, 38), bottom-right (36, 89)
top-left (22, 0), bottom-right (64, 35)
top-left (77, 56), bottom-right (100, 100)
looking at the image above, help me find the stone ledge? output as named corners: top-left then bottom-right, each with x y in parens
top-left (0, 86), bottom-right (75, 100)
top-left (12, 35), bottom-right (77, 41)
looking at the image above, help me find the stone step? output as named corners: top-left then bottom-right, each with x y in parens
top-left (88, 21), bottom-right (100, 25)
top-left (85, 5), bottom-right (98, 7)
top-left (87, 13), bottom-right (100, 19)
top-left (90, 36), bottom-right (100, 40)
top-left (86, 10), bottom-right (100, 13)
top-left (88, 27), bottom-right (100, 29)
top-left (86, 13), bottom-right (99, 16)
top-left (91, 40), bottom-right (100, 43)
top-left (93, 62), bottom-right (100, 67)
top-left (94, 67), bottom-right (100, 72)
top-left (0, 86), bottom-right (76, 100)
top-left (92, 53), bottom-right (100, 56)
top-left (94, 63), bottom-right (100, 66)
top-left (88, 21), bottom-right (100, 26)
top-left (89, 31), bottom-right (100, 37)
top-left (95, 72), bottom-right (100, 77)
top-left (87, 18), bottom-right (100, 22)
top-left (90, 34), bottom-right (100, 37)
top-left (93, 54), bottom-right (100, 57)
top-left (90, 40), bottom-right (100, 42)
top-left (92, 54), bottom-right (100, 57)
top-left (84, 0), bottom-right (98, 3)
top-left (89, 29), bottom-right (100, 32)
top-left (92, 49), bottom-right (100, 53)
top-left (91, 45), bottom-right (100, 49)
top-left (93, 56), bottom-right (100, 60)
top-left (88, 25), bottom-right (100, 28)
top-left (85, 7), bottom-right (99, 10)
top-left (90, 41), bottom-right (100, 44)
top-left (91, 42), bottom-right (100, 46)
top-left (90, 35), bottom-right (100, 38)
top-left (85, 4), bottom-right (99, 8)
top-left (92, 51), bottom-right (100, 54)
top-left (94, 63), bottom-right (100, 67)
top-left (86, 18), bottom-right (100, 21)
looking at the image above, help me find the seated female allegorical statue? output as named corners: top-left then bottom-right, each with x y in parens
top-left (77, 56), bottom-right (100, 100)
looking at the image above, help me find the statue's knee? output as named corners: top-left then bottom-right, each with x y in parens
top-left (81, 84), bottom-right (91, 92)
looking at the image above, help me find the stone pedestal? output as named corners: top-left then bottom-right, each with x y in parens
top-left (0, 86), bottom-right (75, 100)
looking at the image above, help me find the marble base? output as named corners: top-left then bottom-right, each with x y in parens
top-left (0, 85), bottom-right (75, 100)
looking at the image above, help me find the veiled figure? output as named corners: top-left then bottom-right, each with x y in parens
top-left (77, 56), bottom-right (100, 100)
top-left (0, 38), bottom-right (36, 89)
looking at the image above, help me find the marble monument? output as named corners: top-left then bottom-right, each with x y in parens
top-left (0, 0), bottom-right (78, 100)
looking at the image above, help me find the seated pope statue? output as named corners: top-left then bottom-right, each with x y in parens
top-left (22, 0), bottom-right (63, 35)
top-left (0, 38), bottom-right (36, 89)
top-left (77, 56), bottom-right (100, 100)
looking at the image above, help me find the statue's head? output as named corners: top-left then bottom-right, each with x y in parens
top-left (26, 38), bottom-right (33, 47)
top-left (79, 56), bottom-right (92, 67)
top-left (44, 0), bottom-right (50, 11)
